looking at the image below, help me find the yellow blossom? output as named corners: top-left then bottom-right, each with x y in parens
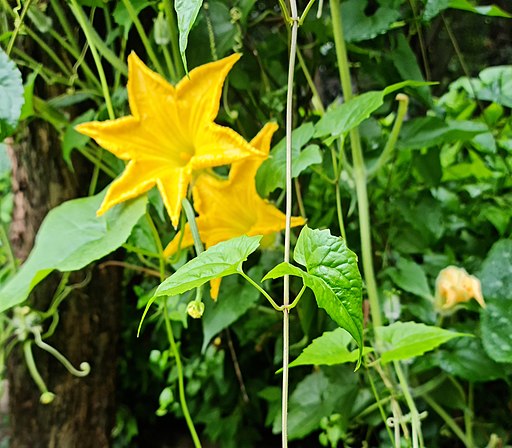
top-left (76, 52), bottom-right (261, 228)
top-left (164, 122), bottom-right (306, 299)
top-left (435, 266), bottom-right (485, 310)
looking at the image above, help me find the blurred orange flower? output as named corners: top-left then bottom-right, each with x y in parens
top-left (435, 266), bottom-right (485, 310)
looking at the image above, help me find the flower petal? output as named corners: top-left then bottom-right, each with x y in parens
top-left (156, 168), bottom-right (192, 228)
top-left (97, 160), bottom-right (160, 215)
top-left (192, 123), bottom-right (264, 170)
top-left (177, 53), bottom-right (241, 133)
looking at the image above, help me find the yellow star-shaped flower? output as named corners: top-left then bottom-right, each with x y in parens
top-left (164, 122), bottom-right (306, 299)
top-left (76, 52), bottom-right (261, 228)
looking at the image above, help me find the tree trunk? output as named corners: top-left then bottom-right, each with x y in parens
top-left (6, 116), bottom-right (120, 446)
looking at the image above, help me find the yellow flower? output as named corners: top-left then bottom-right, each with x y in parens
top-left (435, 266), bottom-right (486, 310)
top-left (164, 122), bottom-right (306, 299)
top-left (76, 52), bottom-right (261, 228)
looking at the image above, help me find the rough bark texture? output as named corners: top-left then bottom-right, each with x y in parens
top-left (7, 118), bottom-right (120, 446)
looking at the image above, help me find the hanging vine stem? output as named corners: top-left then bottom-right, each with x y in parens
top-left (280, 0), bottom-right (299, 445)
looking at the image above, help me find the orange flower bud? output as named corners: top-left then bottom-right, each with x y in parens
top-left (435, 266), bottom-right (485, 311)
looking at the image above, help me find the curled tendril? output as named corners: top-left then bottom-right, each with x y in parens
top-left (32, 328), bottom-right (91, 378)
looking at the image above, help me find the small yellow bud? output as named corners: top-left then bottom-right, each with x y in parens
top-left (186, 300), bottom-right (205, 319)
top-left (435, 266), bottom-right (485, 311)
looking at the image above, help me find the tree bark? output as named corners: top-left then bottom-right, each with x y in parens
top-left (7, 109), bottom-right (120, 446)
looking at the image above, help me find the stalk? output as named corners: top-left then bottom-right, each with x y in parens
top-left (281, 0), bottom-right (299, 444)
top-left (329, 0), bottom-right (382, 329)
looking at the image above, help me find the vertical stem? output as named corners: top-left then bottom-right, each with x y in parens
top-left (146, 212), bottom-right (201, 447)
top-left (69, 0), bottom-right (115, 120)
top-left (394, 361), bottom-right (423, 448)
top-left (329, 0), bottom-right (382, 329)
top-left (6, 0), bottom-right (33, 55)
top-left (163, 0), bottom-right (184, 79)
top-left (465, 383), bottom-right (474, 448)
top-left (282, 2), bottom-right (299, 446)
top-left (121, 0), bottom-right (165, 76)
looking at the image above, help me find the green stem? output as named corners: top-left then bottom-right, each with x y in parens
top-left (68, 2), bottom-right (127, 76)
top-left (369, 94), bottom-right (409, 179)
top-left (423, 394), bottom-right (469, 446)
top-left (162, 45), bottom-right (177, 81)
top-left (163, 0), bottom-right (184, 79)
top-left (23, 341), bottom-right (49, 395)
top-left (78, 146), bottom-right (117, 178)
top-left (32, 329), bottom-right (90, 377)
top-left (49, 0), bottom-right (80, 52)
top-left (121, 0), bottom-right (165, 76)
top-left (69, 0), bottom-right (115, 120)
top-left (181, 198), bottom-right (204, 255)
top-left (394, 361), bottom-right (423, 448)
top-left (465, 383), bottom-right (474, 448)
top-left (329, 0), bottom-right (382, 329)
top-left (365, 368), bottom-right (395, 446)
top-left (296, 48), bottom-right (324, 113)
top-left (147, 211), bottom-right (201, 447)
top-left (239, 269), bottom-right (282, 311)
top-left (163, 303), bottom-right (201, 448)
top-left (6, 0), bottom-right (33, 55)
top-left (25, 27), bottom-right (73, 76)
top-left (282, 1), bottom-right (299, 445)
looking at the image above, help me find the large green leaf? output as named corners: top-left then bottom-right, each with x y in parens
top-left (376, 321), bottom-right (468, 364)
top-left (273, 368), bottom-right (358, 440)
top-left (140, 235), bottom-right (261, 331)
top-left (341, 0), bottom-right (403, 43)
top-left (434, 336), bottom-right (512, 382)
top-left (398, 117), bottom-right (488, 150)
top-left (201, 268), bottom-right (261, 352)
top-left (175, 0), bottom-right (203, 72)
top-left (263, 226), bottom-right (363, 366)
top-left (478, 239), bottom-right (512, 300)
top-left (479, 240), bottom-right (512, 363)
top-left (424, 0), bottom-right (512, 21)
top-left (0, 192), bottom-right (147, 312)
top-left (314, 81), bottom-right (431, 139)
top-left (481, 302), bottom-right (512, 364)
top-left (0, 48), bottom-right (24, 140)
top-left (289, 328), bottom-right (373, 369)
top-left (256, 123), bottom-right (322, 197)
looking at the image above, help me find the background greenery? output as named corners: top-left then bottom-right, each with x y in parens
top-left (0, 0), bottom-right (511, 447)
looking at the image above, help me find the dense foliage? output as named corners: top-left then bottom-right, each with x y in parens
top-left (0, 0), bottom-right (511, 447)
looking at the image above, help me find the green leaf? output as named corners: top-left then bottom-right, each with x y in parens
top-left (273, 368), bottom-right (358, 440)
top-left (289, 328), bottom-right (373, 369)
top-left (478, 239), bottom-right (512, 300)
top-left (202, 270), bottom-right (261, 352)
top-left (264, 226), bottom-right (363, 366)
top-left (256, 123), bottom-right (321, 197)
top-left (0, 48), bottom-right (24, 140)
top-left (481, 302), bottom-right (512, 363)
top-left (341, 0), bottom-right (403, 43)
top-left (434, 336), bottom-right (511, 382)
top-left (113, 0), bottom-right (151, 39)
top-left (314, 81), bottom-right (431, 139)
top-left (399, 117), bottom-right (488, 150)
top-left (19, 70), bottom-right (38, 120)
top-left (175, 0), bottom-right (204, 73)
top-left (0, 191), bottom-right (147, 312)
top-left (424, 0), bottom-right (512, 21)
top-left (139, 235), bottom-right (261, 333)
top-left (387, 258), bottom-right (432, 299)
top-left (376, 321), bottom-right (468, 364)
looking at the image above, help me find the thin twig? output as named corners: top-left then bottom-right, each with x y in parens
top-left (282, 1), bottom-right (299, 446)
top-left (224, 329), bottom-right (249, 404)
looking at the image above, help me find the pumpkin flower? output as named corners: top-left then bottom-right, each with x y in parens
top-left (76, 52), bottom-right (262, 228)
top-left (164, 122), bottom-right (306, 299)
top-left (435, 266), bottom-right (486, 311)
